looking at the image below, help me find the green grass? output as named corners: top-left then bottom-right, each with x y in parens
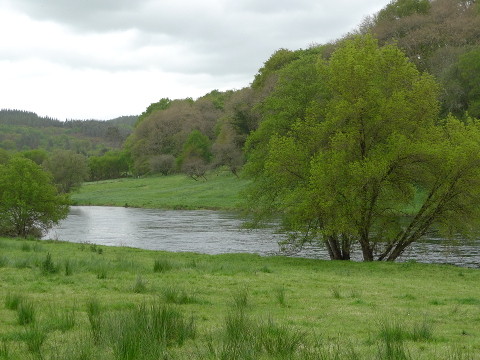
top-left (71, 171), bottom-right (249, 210)
top-left (0, 236), bottom-right (479, 359)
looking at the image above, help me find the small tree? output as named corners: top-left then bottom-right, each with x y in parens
top-left (149, 154), bottom-right (176, 175)
top-left (43, 150), bottom-right (89, 193)
top-left (0, 157), bottom-right (69, 238)
top-left (177, 130), bottom-right (212, 179)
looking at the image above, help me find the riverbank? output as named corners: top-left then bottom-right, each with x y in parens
top-left (0, 236), bottom-right (479, 359)
top-left (71, 171), bottom-right (249, 210)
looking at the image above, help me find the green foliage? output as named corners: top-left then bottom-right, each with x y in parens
top-left (0, 149), bottom-right (10, 165)
top-left (0, 109), bottom-right (135, 154)
top-left (245, 35), bottom-right (480, 261)
top-left (177, 130), bottom-right (213, 179)
top-left (43, 149), bottom-right (89, 193)
top-left (135, 98), bottom-right (171, 126)
top-left (252, 48), bottom-right (302, 89)
top-left (376, 0), bottom-right (430, 22)
top-left (88, 150), bottom-right (129, 181)
top-left (458, 46), bottom-right (480, 118)
top-left (21, 149), bottom-right (48, 165)
top-left (0, 157), bottom-right (69, 238)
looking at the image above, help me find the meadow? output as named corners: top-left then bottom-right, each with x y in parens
top-left (0, 236), bottom-right (479, 359)
top-left (71, 171), bottom-right (249, 210)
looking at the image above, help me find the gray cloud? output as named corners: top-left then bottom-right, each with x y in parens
top-left (1, 0), bottom-right (391, 119)
top-left (7, 0), bottom-right (389, 75)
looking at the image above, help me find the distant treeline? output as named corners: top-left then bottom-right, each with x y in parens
top-left (0, 109), bottom-right (137, 154)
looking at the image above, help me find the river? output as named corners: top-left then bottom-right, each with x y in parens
top-left (43, 206), bottom-right (480, 268)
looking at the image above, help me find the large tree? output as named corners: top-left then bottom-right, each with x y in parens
top-left (244, 35), bottom-right (480, 261)
top-left (0, 157), bottom-right (69, 237)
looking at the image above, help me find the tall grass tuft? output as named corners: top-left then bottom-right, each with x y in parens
top-left (379, 319), bottom-right (407, 343)
top-left (232, 287), bottom-right (249, 309)
top-left (153, 258), bottom-right (173, 273)
top-left (41, 252), bottom-right (58, 274)
top-left (0, 341), bottom-right (9, 358)
top-left (219, 309), bottom-right (257, 359)
top-left (48, 307), bottom-right (76, 332)
top-left (377, 319), bottom-right (412, 360)
top-left (132, 275), bottom-right (147, 294)
top-left (0, 256), bottom-right (8, 267)
top-left (274, 286), bottom-right (286, 307)
top-left (96, 267), bottom-right (108, 279)
top-left (162, 286), bottom-right (200, 305)
top-left (17, 300), bottom-right (35, 325)
top-left (64, 259), bottom-right (73, 276)
top-left (21, 242), bottom-right (31, 252)
top-left (5, 293), bottom-right (23, 310)
top-left (108, 303), bottom-right (196, 359)
top-left (379, 317), bottom-right (433, 343)
top-left (208, 309), bottom-right (306, 360)
top-left (23, 324), bottom-right (47, 355)
top-left (257, 319), bottom-right (305, 358)
top-left (410, 318), bottom-right (433, 341)
top-left (330, 286), bottom-right (342, 299)
top-left (377, 338), bottom-right (411, 360)
top-left (87, 298), bottom-right (103, 344)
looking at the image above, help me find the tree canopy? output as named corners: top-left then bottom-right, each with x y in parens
top-left (0, 157), bottom-right (69, 237)
top-left (244, 35), bottom-right (480, 261)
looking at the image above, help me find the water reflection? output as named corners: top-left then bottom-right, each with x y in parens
top-left (44, 206), bottom-right (480, 268)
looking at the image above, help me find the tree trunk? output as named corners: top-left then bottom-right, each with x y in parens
top-left (325, 235), bottom-right (351, 260)
top-left (359, 232), bottom-right (374, 261)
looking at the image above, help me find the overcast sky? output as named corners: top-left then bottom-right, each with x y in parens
top-left (0, 0), bottom-right (390, 120)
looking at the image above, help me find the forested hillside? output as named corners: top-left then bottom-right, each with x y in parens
top-left (0, 109), bottom-right (136, 154)
top-left (359, 0), bottom-right (480, 118)
top-left (125, 0), bottom-right (480, 179)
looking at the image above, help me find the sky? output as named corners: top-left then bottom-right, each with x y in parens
top-left (0, 0), bottom-right (391, 120)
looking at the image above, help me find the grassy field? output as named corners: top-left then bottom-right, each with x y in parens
top-left (71, 171), bottom-right (249, 210)
top-left (0, 236), bottom-right (479, 359)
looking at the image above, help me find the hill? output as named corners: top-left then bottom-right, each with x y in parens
top-left (0, 109), bottom-right (137, 154)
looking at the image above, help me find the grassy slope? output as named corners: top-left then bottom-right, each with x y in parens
top-left (0, 237), bottom-right (479, 359)
top-left (71, 171), bottom-right (249, 210)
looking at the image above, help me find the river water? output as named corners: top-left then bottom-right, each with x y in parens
top-left (43, 206), bottom-right (480, 268)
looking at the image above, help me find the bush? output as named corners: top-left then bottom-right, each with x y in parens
top-left (149, 154), bottom-right (176, 175)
